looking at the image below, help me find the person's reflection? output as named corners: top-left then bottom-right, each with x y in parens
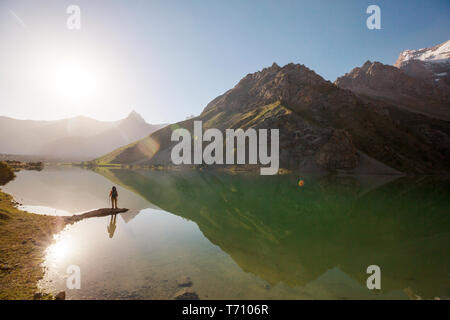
top-left (107, 214), bottom-right (117, 238)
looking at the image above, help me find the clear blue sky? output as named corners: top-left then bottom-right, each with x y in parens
top-left (0, 0), bottom-right (449, 123)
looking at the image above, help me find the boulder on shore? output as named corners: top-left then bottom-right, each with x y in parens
top-left (173, 288), bottom-right (199, 300)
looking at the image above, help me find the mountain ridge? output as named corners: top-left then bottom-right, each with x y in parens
top-left (0, 111), bottom-right (167, 161)
top-left (95, 58), bottom-right (450, 174)
top-left (335, 60), bottom-right (450, 120)
top-left (394, 40), bottom-right (450, 96)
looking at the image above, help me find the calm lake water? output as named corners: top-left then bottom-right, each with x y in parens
top-left (2, 166), bottom-right (449, 299)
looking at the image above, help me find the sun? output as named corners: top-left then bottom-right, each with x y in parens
top-left (48, 59), bottom-right (98, 104)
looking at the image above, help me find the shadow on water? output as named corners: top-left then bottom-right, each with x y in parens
top-left (95, 168), bottom-right (450, 299)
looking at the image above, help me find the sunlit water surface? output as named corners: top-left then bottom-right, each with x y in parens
top-left (2, 166), bottom-right (449, 299)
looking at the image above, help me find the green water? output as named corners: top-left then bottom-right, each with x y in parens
top-left (2, 166), bottom-right (449, 299)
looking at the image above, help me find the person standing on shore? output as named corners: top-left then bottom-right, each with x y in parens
top-left (109, 186), bottom-right (118, 209)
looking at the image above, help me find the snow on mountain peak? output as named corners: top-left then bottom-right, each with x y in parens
top-left (393, 40), bottom-right (450, 90)
top-left (396, 40), bottom-right (450, 66)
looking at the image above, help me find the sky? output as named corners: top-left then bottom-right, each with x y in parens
top-left (0, 0), bottom-right (449, 124)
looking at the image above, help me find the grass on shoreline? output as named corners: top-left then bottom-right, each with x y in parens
top-left (0, 190), bottom-right (65, 300)
top-left (0, 162), bottom-right (15, 185)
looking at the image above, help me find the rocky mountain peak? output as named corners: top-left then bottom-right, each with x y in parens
top-left (339, 61), bottom-right (399, 81)
top-left (394, 40), bottom-right (450, 90)
top-left (125, 110), bottom-right (146, 123)
top-left (361, 60), bottom-right (373, 71)
top-left (203, 62), bottom-right (339, 115)
top-left (395, 40), bottom-right (450, 68)
top-left (335, 45), bottom-right (450, 120)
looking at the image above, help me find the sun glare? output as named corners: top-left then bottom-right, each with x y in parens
top-left (47, 234), bottom-right (74, 263)
top-left (48, 59), bottom-right (98, 103)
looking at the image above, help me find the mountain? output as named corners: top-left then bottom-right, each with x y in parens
top-left (0, 111), bottom-right (166, 161)
top-left (336, 40), bottom-right (450, 120)
top-left (95, 62), bottom-right (450, 174)
top-left (335, 60), bottom-right (450, 120)
top-left (394, 40), bottom-right (450, 90)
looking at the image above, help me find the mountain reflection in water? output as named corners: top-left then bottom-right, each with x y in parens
top-left (95, 168), bottom-right (450, 299)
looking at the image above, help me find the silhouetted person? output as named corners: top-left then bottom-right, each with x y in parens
top-left (107, 214), bottom-right (117, 238)
top-left (109, 186), bottom-right (118, 209)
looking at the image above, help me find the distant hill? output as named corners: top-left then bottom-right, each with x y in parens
top-left (0, 111), bottom-right (166, 161)
top-left (95, 60), bottom-right (450, 174)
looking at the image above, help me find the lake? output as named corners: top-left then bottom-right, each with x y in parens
top-left (2, 166), bottom-right (449, 299)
